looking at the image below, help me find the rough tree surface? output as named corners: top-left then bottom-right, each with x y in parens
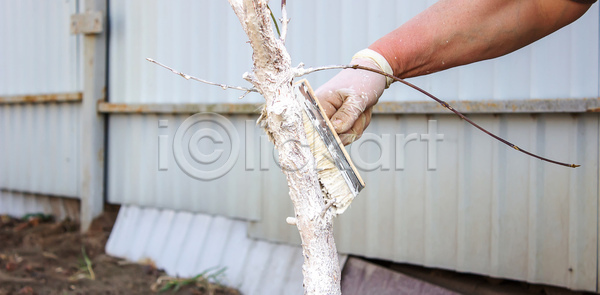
top-left (228, 0), bottom-right (342, 294)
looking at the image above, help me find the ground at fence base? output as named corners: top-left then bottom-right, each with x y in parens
top-left (0, 210), bottom-right (240, 295)
top-left (358, 257), bottom-right (596, 295)
top-left (341, 257), bottom-right (459, 294)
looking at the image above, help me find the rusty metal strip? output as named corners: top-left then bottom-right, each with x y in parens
top-left (0, 92), bottom-right (83, 104)
top-left (97, 102), bottom-right (264, 114)
top-left (0, 187), bottom-right (79, 199)
top-left (98, 98), bottom-right (600, 115)
top-left (373, 97), bottom-right (600, 114)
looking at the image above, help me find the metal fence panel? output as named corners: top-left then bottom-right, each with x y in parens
top-left (248, 113), bottom-right (599, 292)
top-left (0, 0), bottom-right (81, 95)
top-left (104, 0), bottom-right (599, 291)
top-left (0, 103), bottom-right (81, 197)
top-left (106, 114), bottom-right (263, 220)
top-left (105, 205), bottom-right (333, 295)
top-left (108, 1), bottom-right (598, 104)
top-left (0, 0), bottom-right (82, 198)
top-left (0, 190), bottom-right (80, 220)
top-left (108, 0), bottom-right (256, 104)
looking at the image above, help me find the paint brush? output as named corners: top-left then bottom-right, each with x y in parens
top-left (295, 79), bottom-right (365, 215)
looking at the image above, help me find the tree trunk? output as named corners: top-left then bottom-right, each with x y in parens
top-left (228, 1), bottom-right (341, 294)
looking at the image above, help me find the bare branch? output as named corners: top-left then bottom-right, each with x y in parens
top-left (146, 58), bottom-right (258, 93)
top-left (237, 89), bottom-right (253, 100)
top-left (293, 64), bottom-right (350, 77)
top-left (285, 216), bottom-right (297, 225)
top-left (280, 0), bottom-right (289, 44)
top-left (296, 64), bottom-right (580, 168)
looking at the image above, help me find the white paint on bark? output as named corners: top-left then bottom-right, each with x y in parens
top-left (228, 0), bottom-right (342, 294)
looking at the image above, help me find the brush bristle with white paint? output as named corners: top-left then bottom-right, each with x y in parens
top-left (296, 79), bottom-right (365, 215)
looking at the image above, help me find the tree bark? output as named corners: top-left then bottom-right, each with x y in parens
top-left (228, 1), bottom-right (341, 294)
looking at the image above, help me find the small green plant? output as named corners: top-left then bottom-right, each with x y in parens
top-left (266, 4), bottom-right (281, 37)
top-left (69, 245), bottom-right (95, 281)
top-left (21, 213), bottom-right (53, 222)
top-left (81, 245), bottom-right (95, 280)
top-left (155, 266), bottom-right (227, 293)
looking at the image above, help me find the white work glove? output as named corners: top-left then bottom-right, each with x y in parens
top-left (315, 49), bottom-right (394, 145)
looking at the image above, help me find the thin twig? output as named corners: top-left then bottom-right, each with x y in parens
top-left (146, 58), bottom-right (258, 93)
top-left (238, 89), bottom-right (253, 100)
top-left (296, 64), bottom-right (580, 168)
top-left (280, 0), bottom-right (289, 44)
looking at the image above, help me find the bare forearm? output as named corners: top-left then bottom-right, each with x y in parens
top-left (370, 0), bottom-right (593, 78)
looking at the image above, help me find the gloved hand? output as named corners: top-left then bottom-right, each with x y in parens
top-left (315, 49), bottom-right (393, 145)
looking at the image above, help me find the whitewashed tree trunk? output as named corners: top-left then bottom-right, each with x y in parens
top-left (228, 0), bottom-right (342, 294)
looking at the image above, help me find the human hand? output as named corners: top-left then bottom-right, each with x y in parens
top-left (315, 49), bottom-right (392, 145)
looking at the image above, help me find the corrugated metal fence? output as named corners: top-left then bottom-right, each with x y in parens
top-left (0, 0), bottom-right (83, 218)
top-left (1, 0), bottom-right (599, 292)
top-left (249, 113), bottom-right (599, 290)
top-left (103, 0), bottom-right (600, 291)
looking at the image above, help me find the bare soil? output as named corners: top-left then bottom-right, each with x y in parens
top-left (0, 211), bottom-right (240, 295)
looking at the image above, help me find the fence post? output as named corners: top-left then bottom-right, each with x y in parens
top-left (78, 0), bottom-right (107, 232)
